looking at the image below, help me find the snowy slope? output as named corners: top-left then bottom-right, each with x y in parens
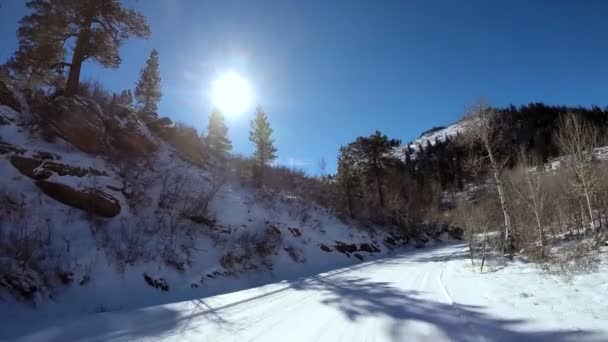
top-left (14, 243), bottom-right (608, 342)
top-left (1, 87), bottom-right (440, 339)
top-left (394, 121), bottom-right (464, 161)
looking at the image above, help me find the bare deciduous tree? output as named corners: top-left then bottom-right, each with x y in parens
top-left (462, 100), bottom-right (514, 252)
top-left (510, 148), bottom-right (549, 258)
top-left (555, 113), bottom-right (599, 232)
top-left (318, 157), bottom-right (327, 180)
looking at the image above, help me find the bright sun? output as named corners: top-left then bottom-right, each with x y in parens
top-left (210, 71), bottom-right (253, 116)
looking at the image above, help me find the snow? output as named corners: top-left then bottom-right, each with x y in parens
top-left (3, 85), bottom-right (607, 342)
top-left (393, 121), bottom-right (464, 161)
top-left (1, 92), bottom-right (416, 339)
top-left (12, 243), bottom-right (608, 341)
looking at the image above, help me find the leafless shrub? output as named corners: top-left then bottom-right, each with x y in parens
top-left (100, 217), bottom-right (153, 272)
top-left (0, 189), bottom-right (66, 300)
top-left (508, 149), bottom-right (551, 259)
top-left (220, 226), bottom-right (283, 273)
top-left (76, 78), bottom-right (112, 109)
top-left (454, 196), bottom-right (504, 272)
top-left (117, 160), bottom-right (156, 212)
top-left (540, 240), bottom-right (601, 281)
top-left (165, 122), bottom-right (207, 166)
top-left (555, 113), bottom-right (600, 232)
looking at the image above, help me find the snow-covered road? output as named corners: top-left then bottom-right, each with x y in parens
top-left (15, 243), bottom-right (608, 342)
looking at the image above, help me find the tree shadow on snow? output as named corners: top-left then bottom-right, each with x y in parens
top-left (13, 306), bottom-right (182, 342)
top-left (289, 275), bottom-right (602, 342)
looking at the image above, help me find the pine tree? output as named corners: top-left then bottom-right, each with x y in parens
top-left (348, 131), bottom-right (400, 208)
top-left (11, 0), bottom-right (150, 95)
top-left (205, 109), bottom-right (232, 161)
top-left (249, 106), bottom-right (277, 185)
top-left (135, 49), bottom-right (162, 112)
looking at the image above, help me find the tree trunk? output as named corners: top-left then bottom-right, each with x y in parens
top-left (581, 180), bottom-right (595, 231)
top-left (485, 141), bottom-right (513, 253)
top-left (65, 17), bottom-right (93, 96)
top-left (534, 209), bottom-right (545, 257)
top-left (373, 158), bottom-right (385, 208)
top-left (346, 187), bottom-right (354, 218)
top-left (526, 176), bottom-right (545, 258)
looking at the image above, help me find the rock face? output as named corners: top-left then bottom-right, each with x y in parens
top-left (0, 80), bottom-right (21, 113)
top-left (45, 96), bottom-right (106, 154)
top-left (36, 180), bottom-right (121, 217)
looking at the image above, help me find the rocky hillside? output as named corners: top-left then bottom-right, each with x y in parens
top-left (0, 81), bottom-right (457, 338)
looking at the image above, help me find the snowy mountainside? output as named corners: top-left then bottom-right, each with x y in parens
top-left (393, 121), bottom-right (464, 160)
top-left (0, 83), bottom-right (450, 339)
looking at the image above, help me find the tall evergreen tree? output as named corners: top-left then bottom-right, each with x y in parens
top-left (135, 49), bottom-right (161, 111)
top-left (12, 0), bottom-right (150, 95)
top-left (249, 106), bottom-right (277, 184)
top-left (348, 131), bottom-right (400, 208)
top-left (205, 109), bottom-right (232, 161)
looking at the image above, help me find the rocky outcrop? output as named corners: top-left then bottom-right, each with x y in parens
top-left (9, 155), bottom-right (106, 180)
top-left (333, 241), bottom-right (381, 256)
top-left (0, 112), bottom-right (11, 125)
top-left (0, 80), bottom-right (21, 113)
top-left (0, 141), bottom-right (26, 155)
top-left (146, 116), bottom-right (173, 136)
top-left (143, 273), bottom-right (169, 291)
top-left (138, 111), bottom-right (159, 125)
top-left (106, 104), bottom-right (157, 157)
top-left (45, 96), bottom-right (106, 154)
top-left (43, 97), bottom-right (157, 158)
top-left (36, 180), bottom-right (121, 217)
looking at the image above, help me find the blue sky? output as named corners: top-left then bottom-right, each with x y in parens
top-left (2, 0), bottom-right (608, 173)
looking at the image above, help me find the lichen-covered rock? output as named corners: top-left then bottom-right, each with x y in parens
top-left (36, 180), bottom-right (121, 217)
top-left (45, 96), bottom-right (105, 154)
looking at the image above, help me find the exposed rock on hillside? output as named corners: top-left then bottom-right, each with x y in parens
top-left (106, 104), bottom-right (157, 157)
top-left (36, 180), bottom-right (121, 217)
top-left (9, 155), bottom-right (106, 180)
top-left (0, 80), bottom-right (22, 113)
top-left (45, 96), bottom-right (106, 154)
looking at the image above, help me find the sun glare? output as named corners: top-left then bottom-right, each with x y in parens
top-left (210, 71), bottom-right (253, 116)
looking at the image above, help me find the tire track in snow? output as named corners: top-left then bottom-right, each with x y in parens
top-left (438, 246), bottom-right (487, 342)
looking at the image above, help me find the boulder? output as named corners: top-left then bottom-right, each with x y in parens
top-left (0, 80), bottom-right (21, 113)
top-left (45, 96), bottom-right (105, 154)
top-left (36, 180), bottom-right (121, 217)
